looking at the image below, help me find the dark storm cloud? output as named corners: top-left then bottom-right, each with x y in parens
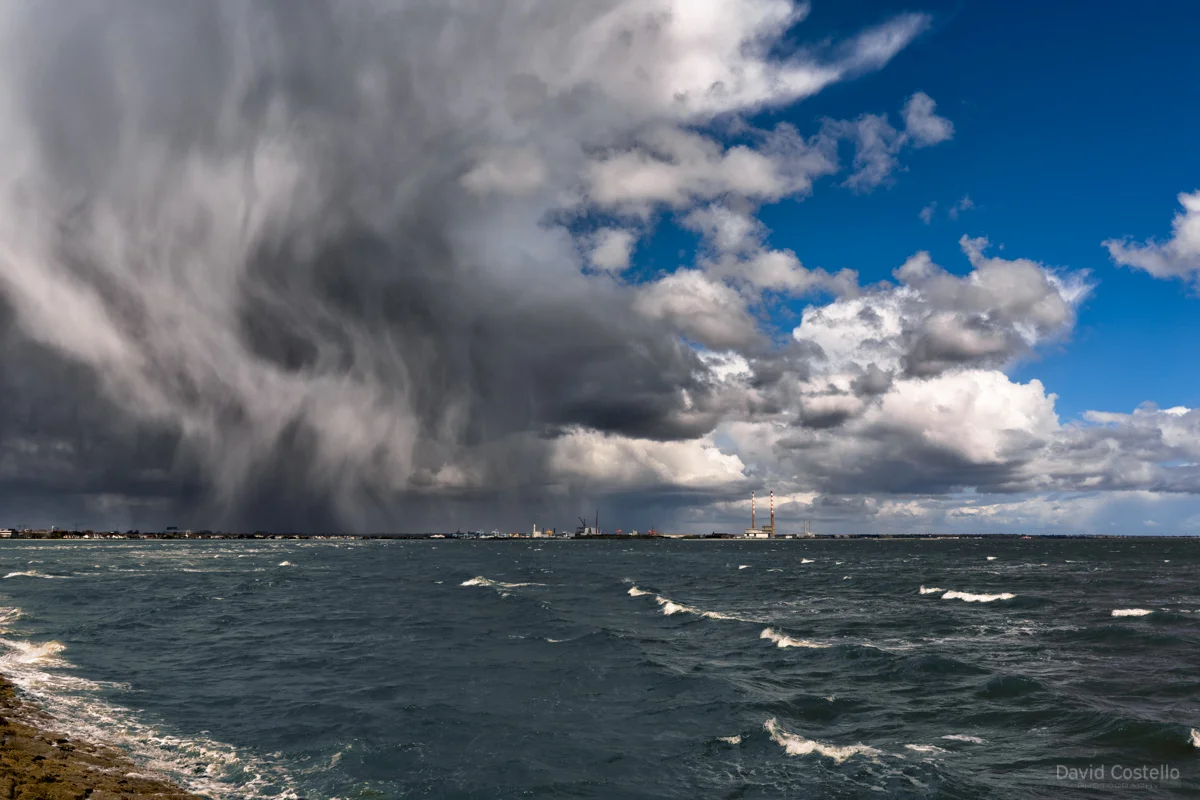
top-left (0, 0), bottom-right (729, 529)
top-left (0, 0), bottom-right (935, 530)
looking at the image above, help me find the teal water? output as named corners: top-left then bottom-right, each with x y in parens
top-left (0, 538), bottom-right (1197, 798)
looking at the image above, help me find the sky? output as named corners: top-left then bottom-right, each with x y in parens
top-left (0, 0), bottom-right (1197, 534)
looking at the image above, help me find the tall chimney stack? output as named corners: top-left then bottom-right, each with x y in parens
top-left (751, 491), bottom-right (756, 529)
top-left (770, 491), bottom-right (775, 537)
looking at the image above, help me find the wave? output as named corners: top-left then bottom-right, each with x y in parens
top-left (278, 561), bottom-right (295, 567)
top-left (718, 735), bottom-right (743, 745)
top-left (919, 586), bottom-right (943, 595)
top-left (628, 587), bottom-right (745, 621)
top-left (460, 576), bottom-right (543, 590)
top-left (656, 596), bottom-right (739, 621)
top-left (941, 590), bottom-right (1015, 603)
top-left (1192, 729), bottom-right (1200, 748)
top-left (0, 638), bottom-right (68, 668)
top-left (986, 556), bottom-right (997, 560)
top-left (801, 558), bottom-right (815, 564)
top-left (905, 744), bottom-right (947, 754)
top-left (0, 632), bottom-right (299, 799)
top-left (764, 718), bottom-right (880, 763)
top-left (738, 565), bottom-right (749, 570)
top-left (760, 628), bottom-right (829, 649)
top-left (2, 571), bottom-right (70, 579)
top-left (942, 734), bottom-right (985, 744)
top-left (1111, 608), bottom-right (1153, 617)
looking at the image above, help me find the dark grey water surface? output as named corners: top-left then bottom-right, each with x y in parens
top-left (0, 538), bottom-right (1197, 799)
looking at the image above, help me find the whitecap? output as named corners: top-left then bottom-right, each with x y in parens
top-left (460, 576), bottom-right (543, 591)
top-left (764, 718), bottom-right (880, 763)
top-left (760, 628), bottom-right (828, 649)
top-left (941, 590), bottom-right (1015, 603)
top-left (3, 571), bottom-right (69, 579)
top-left (905, 744), bottom-right (947, 754)
top-left (986, 556), bottom-right (997, 561)
top-left (801, 558), bottom-right (815, 564)
top-left (718, 735), bottom-right (742, 745)
top-left (738, 565), bottom-right (750, 570)
top-left (1191, 728), bottom-right (1200, 748)
top-left (652, 594), bottom-right (741, 621)
top-left (627, 586), bottom-right (651, 597)
top-left (919, 586), bottom-right (943, 595)
top-left (941, 734), bottom-right (985, 744)
top-left (0, 638), bottom-right (68, 668)
top-left (1111, 608), bottom-right (1153, 617)
top-left (277, 561), bottom-right (295, 567)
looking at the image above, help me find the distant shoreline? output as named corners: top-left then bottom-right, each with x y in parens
top-left (1, 531), bottom-right (1195, 541)
top-left (0, 675), bottom-right (200, 799)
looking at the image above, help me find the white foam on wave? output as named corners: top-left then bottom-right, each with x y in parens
top-left (919, 586), bottom-right (943, 595)
top-left (278, 561), bottom-right (295, 567)
top-left (460, 576), bottom-right (543, 590)
top-left (942, 734), bottom-right (985, 744)
top-left (1191, 728), bottom-right (1200, 748)
top-left (629, 588), bottom-right (745, 622)
top-left (905, 744), bottom-right (947, 754)
top-left (738, 565), bottom-right (750, 570)
top-left (986, 556), bottom-right (997, 561)
top-left (655, 596), bottom-right (738, 620)
top-left (801, 558), bottom-right (815, 564)
top-left (941, 590), bottom-right (1015, 603)
top-left (0, 626), bottom-right (299, 799)
top-left (718, 734), bottom-right (742, 745)
top-left (1111, 608), bottom-right (1153, 617)
top-left (3, 571), bottom-right (69, 580)
top-left (764, 718), bottom-right (880, 763)
top-left (760, 628), bottom-right (828, 649)
top-left (0, 638), bottom-right (69, 668)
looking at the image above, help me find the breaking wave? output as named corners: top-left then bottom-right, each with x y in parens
top-left (3, 571), bottom-right (70, 579)
top-left (764, 718), bottom-right (881, 763)
top-left (801, 558), bottom-right (815, 564)
top-left (919, 586), bottom-right (943, 595)
top-left (942, 734), bottom-right (986, 744)
top-left (656, 596), bottom-right (739, 621)
top-left (905, 744), bottom-right (947, 754)
top-left (627, 586), bottom-right (746, 622)
top-left (1111, 608), bottom-right (1153, 617)
top-left (940, 590), bottom-right (1015, 603)
top-left (460, 576), bottom-right (544, 590)
top-left (760, 628), bottom-right (829, 649)
top-left (0, 617), bottom-right (299, 799)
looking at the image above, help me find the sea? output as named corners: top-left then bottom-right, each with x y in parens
top-left (0, 537), bottom-right (1197, 799)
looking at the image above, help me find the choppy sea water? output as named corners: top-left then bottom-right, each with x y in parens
top-left (0, 538), bottom-right (1198, 799)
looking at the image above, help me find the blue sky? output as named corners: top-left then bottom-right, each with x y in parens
top-left (661, 0), bottom-right (1200, 419)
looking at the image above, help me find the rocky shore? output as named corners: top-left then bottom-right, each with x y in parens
top-left (0, 676), bottom-right (201, 800)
